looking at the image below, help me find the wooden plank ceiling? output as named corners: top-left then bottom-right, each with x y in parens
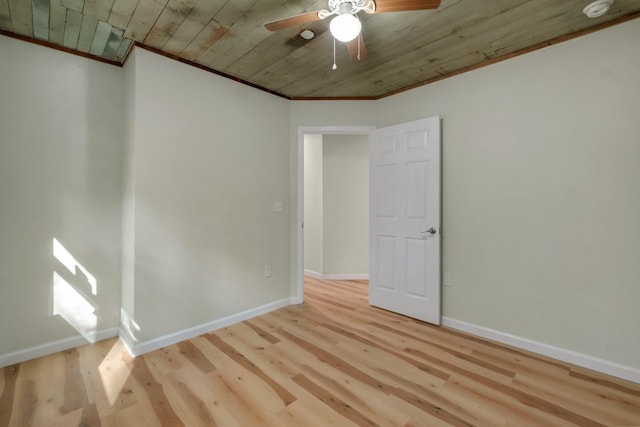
top-left (1, 0), bottom-right (639, 98)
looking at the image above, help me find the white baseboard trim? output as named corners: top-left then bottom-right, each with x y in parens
top-left (323, 274), bottom-right (369, 280)
top-left (304, 269), bottom-right (323, 279)
top-left (442, 317), bottom-right (640, 384)
top-left (0, 327), bottom-right (119, 368)
top-left (123, 297), bottom-right (295, 357)
top-left (118, 326), bottom-right (136, 358)
top-left (304, 270), bottom-right (369, 281)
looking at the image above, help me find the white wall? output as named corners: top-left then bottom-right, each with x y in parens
top-left (0, 36), bottom-right (123, 358)
top-left (303, 134), bottom-right (324, 273)
top-left (121, 48), bottom-right (137, 342)
top-left (376, 19), bottom-right (640, 369)
top-left (122, 49), bottom-right (291, 347)
top-left (322, 134), bottom-right (369, 275)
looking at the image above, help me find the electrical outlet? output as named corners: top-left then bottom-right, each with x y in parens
top-left (264, 265), bottom-right (272, 277)
top-left (443, 273), bottom-right (451, 287)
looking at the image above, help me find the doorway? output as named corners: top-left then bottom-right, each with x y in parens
top-left (296, 126), bottom-right (375, 302)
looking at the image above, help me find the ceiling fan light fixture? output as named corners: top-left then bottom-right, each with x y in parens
top-left (330, 13), bottom-right (361, 42)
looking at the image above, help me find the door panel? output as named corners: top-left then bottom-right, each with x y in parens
top-left (406, 161), bottom-right (428, 218)
top-left (376, 235), bottom-right (396, 290)
top-left (369, 116), bottom-right (441, 324)
top-left (406, 237), bottom-right (428, 297)
top-left (376, 165), bottom-right (397, 218)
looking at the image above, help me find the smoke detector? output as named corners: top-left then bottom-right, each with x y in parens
top-left (583, 0), bottom-right (614, 18)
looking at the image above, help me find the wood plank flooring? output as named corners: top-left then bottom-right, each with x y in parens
top-left (1, 276), bottom-right (639, 426)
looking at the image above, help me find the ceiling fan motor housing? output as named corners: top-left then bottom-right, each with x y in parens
top-left (338, 1), bottom-right (355, 14)
top-left (328, 0), bottom-right (375, 16)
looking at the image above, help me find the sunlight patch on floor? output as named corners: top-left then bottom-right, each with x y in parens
top-left (99, 340), bottom-right (132, 406)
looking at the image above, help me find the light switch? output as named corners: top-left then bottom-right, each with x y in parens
top-left (273, 201), bottom-right (283, 212)
top-left (443, 273), bottom-right (451, 287)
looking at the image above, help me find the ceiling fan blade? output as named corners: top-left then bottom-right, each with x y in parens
top-left (373, 0), bottom-right (440, 13)
top-left (264, 11), bottom-right (323, 32)
top-left (347, 33), bottom-right (367, 61)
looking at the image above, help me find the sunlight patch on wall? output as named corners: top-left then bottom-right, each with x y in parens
top-left (53, 272), bottom-right (98, 340)
top-left (52, 238), bottom-right (98, 342)
top-left (120, 308), bottom-right (140, 344)
top-left (53, 238), bottom-right (97, 295)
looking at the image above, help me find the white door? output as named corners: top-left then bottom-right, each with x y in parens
top-left (369, 116), bottom-right (441, 324)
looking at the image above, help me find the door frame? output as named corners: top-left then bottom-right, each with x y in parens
top-left (296, 126), bottom-right (376, 303)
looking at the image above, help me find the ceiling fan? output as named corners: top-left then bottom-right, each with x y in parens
top-left (264, 0), bottom-right (441, 62)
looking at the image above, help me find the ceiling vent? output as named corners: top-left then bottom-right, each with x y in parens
top-left (583, 0), bottom-right (614, 18)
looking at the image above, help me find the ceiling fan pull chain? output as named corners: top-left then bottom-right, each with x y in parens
top-left (332, 36), bottom-right (338, 70)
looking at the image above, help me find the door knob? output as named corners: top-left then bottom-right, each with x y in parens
top-left (421, 227), bottom-right (436, 235)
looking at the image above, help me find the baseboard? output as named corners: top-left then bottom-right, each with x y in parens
top-left (304, 269), bottom-right (323, 279)
top-left (442, 317), bottom-right (640, 384)
top-left (123, 297), bottom-right (295, 357)
top-left (0, 327), bottom-right (119, 368)
top-left (323, 273), bottom-right (369, 280)
top-left (118, 326), bottom-right (136, 358)
top-left (304, 270), bottom-right (369, 281)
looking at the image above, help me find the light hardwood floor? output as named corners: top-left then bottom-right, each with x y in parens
top-left (1, 277), bottom-right (639, 426)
